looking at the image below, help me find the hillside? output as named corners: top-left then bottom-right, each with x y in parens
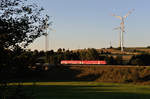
top-left (22, 65), bottom-right (150, 84)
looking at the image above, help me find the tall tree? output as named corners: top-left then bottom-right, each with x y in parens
top-left (0, 0), bottom-right (52, 76)
top-left (0, 1), bottom-right (50, 98)
top-left (0, 0), bottom-right (51, 49)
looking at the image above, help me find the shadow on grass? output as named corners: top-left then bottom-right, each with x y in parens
top-left (6, 65), bottom-right (101, 82)
top-left (33, 85), bottom-right (150, 99)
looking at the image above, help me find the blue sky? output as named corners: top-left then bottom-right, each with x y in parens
top-left (27, 0), bottom-right (150, 51)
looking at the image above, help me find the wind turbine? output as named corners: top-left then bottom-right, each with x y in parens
top-left (112, 9), bottom-right (134, 51)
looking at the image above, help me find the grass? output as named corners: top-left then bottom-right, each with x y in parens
top-left (9, 82), bottom-right (150, 99)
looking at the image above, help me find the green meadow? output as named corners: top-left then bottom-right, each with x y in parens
top-left (9, 82), bottom-right (150, 99)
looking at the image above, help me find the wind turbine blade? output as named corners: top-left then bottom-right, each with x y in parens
top-left (123, 9), bottom-right (135, 18)
top-left (112, 14), bottom-right (122, 20)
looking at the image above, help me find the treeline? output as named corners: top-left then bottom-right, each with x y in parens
top-left (0, 47), bottom-right (109, 74)
top-left (45, 48), bottom-right (109, 64)
top-left (44, 48), bottom-right (150, 66)
top-left (1, 47), bottom-right (150, 76)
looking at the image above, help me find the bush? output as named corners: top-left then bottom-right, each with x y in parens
top-left (129, 54), bottom-right (150, 66)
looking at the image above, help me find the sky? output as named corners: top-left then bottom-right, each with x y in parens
top-left (27, 0), bottom-right (150, 51)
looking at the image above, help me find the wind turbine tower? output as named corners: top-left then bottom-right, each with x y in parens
top-left (45, 30), bottom-right (49, 52)
top-left (45, 27), bottom-right (56, 52)
top-left (114, 26), bottom-right (121, 48)
top-left (44, 21), bottom-right (49, 52)
top-left (112, 9), bottom-right (134, 51)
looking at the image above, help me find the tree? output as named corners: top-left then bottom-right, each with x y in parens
top-left (130, 58), bottom-right (144, 66)
top-left (129, 54), bottom-right (150, 66)
top-left (0, 0), bottom-right (51, 73)
top-left (0, 1), bottom-right (50, 98)
top-left (45, 50), bottom-right (54, 63)
top-left (115, 55), bottom-right (123, 65)
top-left (105, 56), bottom-right (116, 65)
top-left (79, 50), bottom-right (87, 60)
top-left (85, 48), bottom-right (99, 60)
top-left (0, 0), bottom-right (51, 49)
top-left (57, 48), bottom-right (63, 54)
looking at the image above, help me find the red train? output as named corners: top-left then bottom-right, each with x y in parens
top-left (61, 60), bottom-right (107, 65)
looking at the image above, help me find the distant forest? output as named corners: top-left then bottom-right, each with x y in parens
top-left (1, 47), bottom-right (150, 71)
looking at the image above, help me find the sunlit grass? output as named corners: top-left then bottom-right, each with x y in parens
top-left (8, 81), bottom-right (135, 86)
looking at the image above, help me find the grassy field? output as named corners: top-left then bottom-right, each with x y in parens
top-left (10, 82), bottom-right (150, 99)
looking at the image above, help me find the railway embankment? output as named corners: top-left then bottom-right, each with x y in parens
top-left (39, 65), bottom-right (150, 84)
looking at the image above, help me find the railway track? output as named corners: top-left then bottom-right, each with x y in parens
top-left (60, 64), bottom-right (150, 67)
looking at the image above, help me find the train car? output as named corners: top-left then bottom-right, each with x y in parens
top-left (61, 60), bottom-right (82, 64)
top-left (61, 60), bottom-right (107, 65)
top-left (81, 60), bottom-right (106, 64)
